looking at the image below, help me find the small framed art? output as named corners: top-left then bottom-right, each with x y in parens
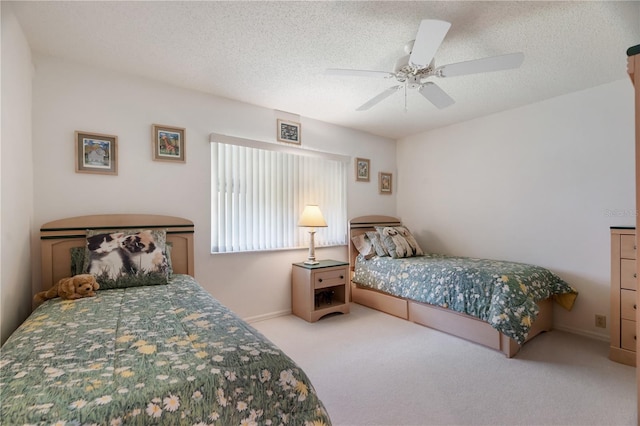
top-left (355, 157), bottom-right (370, 182)
top-left (379, 172), bottom-right (392, 194)
top-left (277, 119), bottom-right (301, 144)
top-left (152, 124), bottom-right (186, 163)
top-left (75, 131), bottom-right (118, 175)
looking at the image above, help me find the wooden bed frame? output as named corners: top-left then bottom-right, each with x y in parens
top-left (348, 215), bottom-right (553, 358)
top-left (39, 214), bottom-right (195, 291)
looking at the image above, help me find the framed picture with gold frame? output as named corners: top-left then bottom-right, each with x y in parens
top-left (152, 124), bottom-right (186, 163)
top-left (355, 157), bottom-right (370, 182)
top-left (75, 131), bottom-right (118, 175)
top-left (379, 172), bottom-right (392, 194)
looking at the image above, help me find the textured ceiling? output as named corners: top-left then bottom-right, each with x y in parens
top-left (9, 1), bottom-right (640, 140)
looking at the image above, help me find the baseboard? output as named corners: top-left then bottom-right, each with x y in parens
top-left (245, 309), bottom-right (292, 324)
top-left (553, 324), bottom-right (609, 342)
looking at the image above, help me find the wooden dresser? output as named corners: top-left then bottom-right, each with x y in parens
top-left (610, 227), bottom-right (637, 366)
top-left (627, 44), bottom-right (640, 414)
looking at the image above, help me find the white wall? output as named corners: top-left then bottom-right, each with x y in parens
top-left (397, 79), bottom-right (635, 340)
top-left (30, 54), bottom-right (396, 323)
top-left (1, 3), bottom-right (34, 345)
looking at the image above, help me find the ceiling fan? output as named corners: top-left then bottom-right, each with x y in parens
top-left (325, 19), bottom-right (524, 111)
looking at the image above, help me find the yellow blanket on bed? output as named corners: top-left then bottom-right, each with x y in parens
top-left (554, 291), bottom-right (578, 311)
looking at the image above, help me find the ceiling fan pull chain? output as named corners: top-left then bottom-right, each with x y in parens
top-left (404, 82), bottom-right (408, 113)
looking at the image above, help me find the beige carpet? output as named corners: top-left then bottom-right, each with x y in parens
top-left (252, 303), bottom-right (637, 426)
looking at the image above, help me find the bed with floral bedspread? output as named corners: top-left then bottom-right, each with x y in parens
top-left (0, 274), bottom-right (330, 425)
top-left (353, 254), bottom-right (578, 344)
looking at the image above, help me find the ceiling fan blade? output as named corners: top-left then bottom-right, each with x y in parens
top-left (436, 52), bottom-right (524, 77)
top-left (409, 19), bottom-right (451, 69)
top-left (419, 82), bottom-right (455, 109)
top-left (324, 69), bottom-right (395, 79)
top-left (356, 86), bottom-right (402, 111)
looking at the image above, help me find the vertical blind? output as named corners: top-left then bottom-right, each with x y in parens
top-left (211, 135), bottom-right (347, 253)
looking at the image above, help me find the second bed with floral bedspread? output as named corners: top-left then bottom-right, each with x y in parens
top-left (353, 254), bottom-right (578, 344)
top-left (0, 274), bottom-right (330, 425)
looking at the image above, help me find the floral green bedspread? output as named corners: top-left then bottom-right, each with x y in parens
top-left (353, 254), bottom-right (578, 344)
top-left (0, 274), bottom-right (330, 425)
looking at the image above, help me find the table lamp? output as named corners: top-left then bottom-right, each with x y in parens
top-left (298, 205), bottom-right (327, 265)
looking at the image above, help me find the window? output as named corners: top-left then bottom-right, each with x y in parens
top-left (210, 134), bottom-right (347, 253)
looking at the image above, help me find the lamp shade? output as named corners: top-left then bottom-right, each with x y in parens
top-left (298, 205), bottom-right (327, 227)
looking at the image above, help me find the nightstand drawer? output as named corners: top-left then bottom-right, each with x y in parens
top-left (620, 259), bottom-right (637, 290)
top-left (621, 235), bottom-right (637, 260)
top-left (621, 319), bottom-right (637, 352)
top-left (621, 289), bottom-right (637, 320)
top-left (314, 269), bottom-right (346, 289)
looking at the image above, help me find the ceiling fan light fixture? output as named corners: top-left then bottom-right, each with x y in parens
top-left (407, 75), bottom-right (421, 89)
top-left (324, 19), bottom-right (524, 112)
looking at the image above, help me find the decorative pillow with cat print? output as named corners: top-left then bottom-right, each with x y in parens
top-left (82, 228), bottom-right (170, 289)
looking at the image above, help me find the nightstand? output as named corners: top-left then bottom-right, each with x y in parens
top-left (291, 259), bottom-right (350, 322)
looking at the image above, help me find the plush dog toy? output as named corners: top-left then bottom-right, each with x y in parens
top-left (34, 274), bottom-right (99, 304)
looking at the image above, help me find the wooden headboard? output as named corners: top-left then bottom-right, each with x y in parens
top-left (348, 215), bottom-right (401, 271)
top-left (40, 214), bottom-right (195, 290)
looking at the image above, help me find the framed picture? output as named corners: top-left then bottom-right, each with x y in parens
top-left (75, 131), bottom-right (118, 175)
top-left (277, 119), bottom-right (301, 144)
top-left (152, 124), bottom-right (186, 163)
top-left (379, 172), bottom-right (393, 194)
top-left (355, 157), bottom-right (370, 182)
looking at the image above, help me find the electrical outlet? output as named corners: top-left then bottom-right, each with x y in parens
top-left (595, 314), bottom-right (606, 328)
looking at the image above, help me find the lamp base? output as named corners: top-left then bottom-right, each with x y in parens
top-left (304, 229), bottom-right (320, 265)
